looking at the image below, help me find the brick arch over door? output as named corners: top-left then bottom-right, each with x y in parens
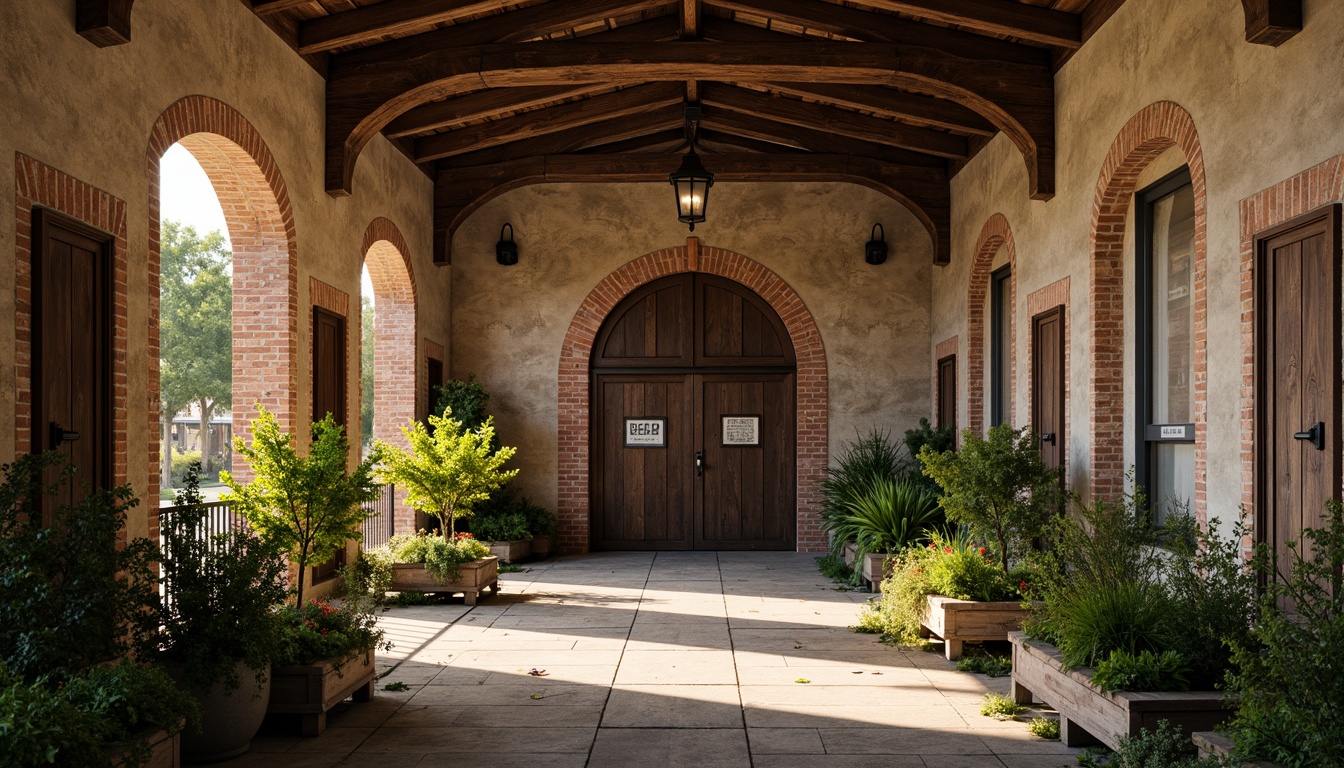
top-left (1088, 101), bottom-right (1208, 517)
top-left (966, 213), bottom-right (1018, 437)
top-left (148, 95), bottom-right (299, 487)
top-left (557, 243), bottom-right (828, 554)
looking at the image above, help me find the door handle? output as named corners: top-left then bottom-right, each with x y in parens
top-left (1041, 432), bottom-right (1056, 445)
top-left (695, 451), bottom-right (704, 477)
top-left (49, 421), bottom-right (80, 449)
top-left (1294, 421), bottom-right (1326, 451)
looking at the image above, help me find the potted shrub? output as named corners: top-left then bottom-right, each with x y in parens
top-left (1007, 489), bottom-right (1254, 750)
top-left (160, 463), bottom-right (288, 762)
top-left (267, 598), bottom-right (391, 736)
top-left (915, 424), bottom-right (1064, 653)
top-left (828, 476), bottom-right (941, 590)
top-left (520, 497), bottom-right (558, 559)
top-left (360, 531), bottom-right (498, 605)
top-left (223, 407), bottom-right (383, 608)
top-left (0, 452), bottom-right (195, 766)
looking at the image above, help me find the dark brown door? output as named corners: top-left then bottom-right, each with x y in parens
top-left (312, 306), bottom-right (347, 428)
top-left (1257, 205), bottom-right (1340, 577)
top-left (591, 274), bottom-right (796, 551)
top-left (1032, 306), bottom-right (1065, 470)
top-left (32, 209), bottom-right (112, 515)
top-left (937, 354), bottom-right (956, 432)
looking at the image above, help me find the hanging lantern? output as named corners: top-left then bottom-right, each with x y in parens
top-left (669, 107), bottom-right (714, 231)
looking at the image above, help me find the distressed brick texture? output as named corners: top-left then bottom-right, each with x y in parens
top-left (556, 244), bottom-right (829, 554)
top-left (148, 96), bottom-right (298, 490)
top-left (1089, 102), bottom-right (1207, 515)
top-left (966, 214), bottom-right (1018, 436)
top-left (1238, 155), bottom-right (1344, 554)
top-left (13, 154), bottom-right (131, 541)
top-left (1027, 277), bottom-right (1071, 486)
top-left (361, 217), bottom-right (418, 533)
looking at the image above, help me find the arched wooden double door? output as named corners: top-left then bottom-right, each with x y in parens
top-left (592, 274), bottom-right (797, 550)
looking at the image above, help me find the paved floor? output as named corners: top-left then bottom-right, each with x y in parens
top-left (223, 552), bottom-right (1084, 767)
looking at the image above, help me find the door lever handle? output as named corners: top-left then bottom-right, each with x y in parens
top-left (49, 421), bottom-right (80, 449)
top-left (1294, 421), bottom-right (1326, 451)
top-left (1040, 432), bottom-right (1056, 445)
top-left (695, 451), bottom-right (704, 477)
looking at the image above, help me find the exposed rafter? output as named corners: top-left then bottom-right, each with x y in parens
top-left (851, 0), bottom-right (1081, 49)
top-left (1241, 0), bottom-right (1302, 45)
top-left (298, 0), bottom-right (523, 54)
top-left (414, 83), bottom-right (686, 163)
top-left (703, 107), bottom-right (946, 166)
top-left (76, 0), bottom-right (134, 47)
top-left (763, 82), bottom-right (996, 137)
top-left (433, 154), bottom-right (951, 265)
top-left (385, 84), bottom-right (615, 139)
top-left (250, 0), bottom-right (312, 17)
top-left (700, 83), bottom-right (968, 160)
top-left (435, 108), bottom-right (683, 169)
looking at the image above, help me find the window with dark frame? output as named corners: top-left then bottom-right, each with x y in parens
top-left (937, 354), bottom-right (957, 434)
top-left (1136, 167), bottom-right (1196, 526)
top-left (990, 265), bottom-right (1012, 428)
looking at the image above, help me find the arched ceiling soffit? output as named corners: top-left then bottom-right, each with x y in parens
top-left (240, 0), bottom-right (1285, 264)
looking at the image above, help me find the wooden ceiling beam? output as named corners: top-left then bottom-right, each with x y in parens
top-left (576, 129), bottom-right (689, 154)
top-left (386, 84), bottom-right (613, 139)
top-left (854, 0), bottom-right (1081, 49)
top-left (701, 83), bottom-right (967, 159)
top-left (764, 82), bottom-right (995, 137)
top-left (697, 130), bottom-right (802, 155)
top-left (76, 0), bottom-right (134, 46)
top-left (251, 0), bottom-right (312, 17)
top-left (435, 108), bottom-right (683, 169)
top-left (328, 40), bottom-right (939, 195)
top-left (414, 83), bottom-right (686, 163)
top-left (333, 0), bottom-right (673, 62)
top-left (298, 0), bottom-right (520, 54)
top-left (704, 16), bottom-right (1056, 200)
top-left (1242, 0), bottom-right (1302, 46)
top-left (433, 154), bottom-right (950, 264)
top-left (702, 106), bottom-right (946, 167)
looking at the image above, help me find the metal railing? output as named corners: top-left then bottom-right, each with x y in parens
top-left (361, 483), bottom-right (396, 549)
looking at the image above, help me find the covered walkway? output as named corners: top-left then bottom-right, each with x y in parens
top-left (230, 553), bottom-right (1081, 767)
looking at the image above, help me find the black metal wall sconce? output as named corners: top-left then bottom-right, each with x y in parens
top-left (865, 223), bottom-right (888, 265)
top-left (496, 223), bottom-right (518, 266)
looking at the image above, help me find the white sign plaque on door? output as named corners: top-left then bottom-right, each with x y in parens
top-left (624, 417), bottom-right (666, 447)
top-left (722, 415), bottom-right (760, 446)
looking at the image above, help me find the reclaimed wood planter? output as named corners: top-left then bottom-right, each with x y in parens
top-left (389, 557), bottom-right (499, 606)
top-left (841, 542), bottom-right (887, 591)
top-left (109, 726), bottom-right (181, 768)
top-left (486, 539), bottom-right (530, 563)
top-left (921, 596), bottom-right (1033, 660)
top-left (1008, 631), bottom-right (1232, 750)
top-left (1192, 732), bottom-right (1284, 768)
top-left (269, 650), bottom-right (376, 737)
top-left (529, 535), bottom-right (554, 559)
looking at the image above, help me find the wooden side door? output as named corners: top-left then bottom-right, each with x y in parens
top-left (697, 374), bottom-right (795, 550)
top-left (592, 374), bottom-right (695, 550)
top-left (1257, 205), bottom-right (1341, 577)
top-left (312, 306), bottom-right (347, 428)
top-left (32, 209), bottom-right (112, 515)
top-left (936, 355), bottom-right (956, 433)
top-left (1032, 306), bottom-right (1065, 470)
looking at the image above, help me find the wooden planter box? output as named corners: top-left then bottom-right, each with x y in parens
top-left (269, 650), bottom-right (376, 737)
top-left (109, 726), bottom-right (181, 768)
top-left (1008, 631), bottom-right (1232, 750)
top-left (388, 557), bottom-right (499, 606)
top-left (921, 595), bottom-right (1033, 660)
top-left (841, 542), bottom-right (886, 590)
top-left (486, 539), bottom-right (530, 563)
top-left (530, 535), bottom-right (554, 559)
top-left (1192, 731), bottom-right (1284, 768)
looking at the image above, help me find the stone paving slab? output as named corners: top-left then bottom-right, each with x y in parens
top-left (217, 552), bottom-right (1083, 767)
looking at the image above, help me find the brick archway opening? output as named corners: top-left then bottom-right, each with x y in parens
top-left (1088, 101), bottom-right (1207, 517)
top-left (361, 217), bottom-right (418, 533)
top-left (149, 96), bottom-right (299, 488)
top-left (557, 242), bottom-right (829, 554)
top-left (966, 213), bottom-right (1018, 437)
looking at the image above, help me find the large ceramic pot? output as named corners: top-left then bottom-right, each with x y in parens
top-left (167, 659), bottom-right (271, 763)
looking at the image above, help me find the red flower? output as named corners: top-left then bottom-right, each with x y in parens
top-left (944, 546), bottom-right (953, 554)
top-left (1019, 580), bottom-right (1028, 592)
top-left (978, 547), bottom-right (985, 556)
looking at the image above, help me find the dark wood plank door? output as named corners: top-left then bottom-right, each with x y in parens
top-left (1257, 205), bottom-right (1340, 577)
top-left (697, 374), bottom-right (795, 550)
top-left (312, 306), bottom-right (347, 428)
top-left (592, 374), bottom-right (695, 550)
top-left (937, 354), bottom-right (956, 432)
top-left (1032, 306), bottom-right (1065, 471)
top-left (33, 209), bottom-right (111, 514)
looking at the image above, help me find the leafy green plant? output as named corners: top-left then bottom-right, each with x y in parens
top-left (1160, 515), bottom-right (1256, 688)
top-left (224, 407), bottom-right (383, 606)
top-left (1224, 500), bottom-right (1344, 768)
top-left (1091, 649), bottom-right (1189, 693)
top-left (919, 424), bottom-right (1064, 576)
top-left (435, 374), bottom-right (492, 432)
top-left (926, 529), bottom-right (1023, 602)
top-left (956, 652), bottom-right (1012, 677)
top-left (903, 417), bottom-right (954, 497)
top-left (819, 430), bottom-right (914, 555)
top-left (1028, 717), bottom-right (1060, 740)
top-left (469, 509), bottom-right (531, 542)
top-left (1048, 580), bottom-right (1175, 671)
top-left (831, 476), bottom-right (941, 558)
top-left (816, 554), bottom-right (853, 583)
top-left (341, 546), bottom-right (395, 602)
top-left (382, 681), bottom-right (410, 692)
top-left (274, 599), bottom-right (391, 668)
top-left (160, 464), bottom-right (287, 691)
top-left (0, 452), bottom-right (161, 682)
top-left (381, 531), bottom-right (493, 583)
top-left (377, 412), bottom-right (518, 536)
top-left (858, 542), bottom-right (937, 642)
top-left (1083, 719), bottom-right (1224, 768)
top-left (980, 692), bottom-right (1023, 720)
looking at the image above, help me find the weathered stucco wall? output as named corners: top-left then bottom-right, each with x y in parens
top-left (935, 0), bottom-right (1344, 530)
top-left (450, 182), bottom-right (933, 512)
top-left (0, 0), bottom-right (443, 541)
